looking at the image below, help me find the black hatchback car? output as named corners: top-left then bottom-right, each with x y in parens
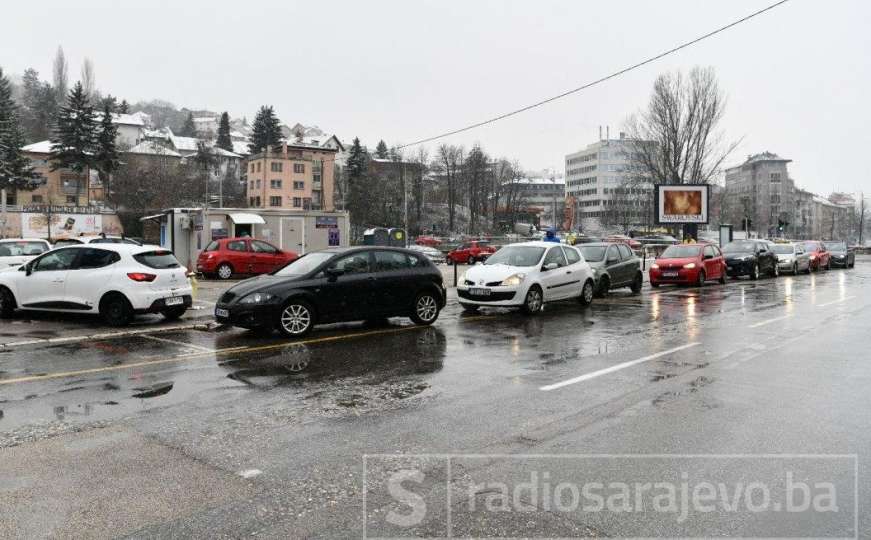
top-left (722, 240), bottom-right (779, 279)
top-left (214, 247), bottom-right (447, 337)
top-left (823, 241), bottom-right (855, 268)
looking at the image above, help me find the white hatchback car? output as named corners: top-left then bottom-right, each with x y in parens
top-left (457, 241), bottom-right (596, 314)
top-left (0, 244), bottom-right (193, 326)
top-left (0, 238), bottom-right (52, 269)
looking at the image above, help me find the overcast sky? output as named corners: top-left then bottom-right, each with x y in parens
top-left (2, 0), bottom-right (869, 195)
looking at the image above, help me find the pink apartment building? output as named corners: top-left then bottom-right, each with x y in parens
top-left (245, 142), bottom-right (337, 211)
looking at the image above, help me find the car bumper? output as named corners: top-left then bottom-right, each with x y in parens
top-left (127, 286), bottom-right (194, 311)
top-left (777, 260), bottom-right (798, 271)
top-left (830, 257), bottom-right (849, 267)
top-left (649, 268), bottom-right (699, 284)
top-left (214, 302), bottom-right (278, 329)
top-left (725, 260), bottom-right (755, 276)
top-left (457, 285), bottom-right (519, 306)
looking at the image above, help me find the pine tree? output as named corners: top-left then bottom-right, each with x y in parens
top-left (375, 139), bottom-right (388, 159)
top-left (118, 99), bottom-right (130, 114)
top-left (19, 68), bottom-right (57, 142)
top-left (345, 137), bottom-right (372, 229)
top-left (215, 111), bottom-right (232, 152)
top-left (94, 100), bottom-right (119, 201)
top-left (50, 82), bottom-right (97, 203)
top-left (0, 68), bottom-right (41, 198)
top-left (247, 106), bottom-right (283, 154)
top-left (100, 94), bottom-right (118, 114)
top-left (179, 111), bottom-right (197, 137)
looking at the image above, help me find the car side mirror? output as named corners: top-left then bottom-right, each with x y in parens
top-left (543, 262), bottom-right (559, 271)
top-left (325, 267), bottom-right (345, 280)
top-left (24, 264), bottom-right (32, 276)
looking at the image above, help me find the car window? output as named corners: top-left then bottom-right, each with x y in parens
top-left (617, 244), bottom-right (633, 259)
top-left (704, 245), bottom-right (714, 257)
top-left (563, 246), bottom-right (581, 265)
top-left (134, 250), bottom-right (182, 269)
top-left (331, 252), bottom-right (371, 274)
top-left (374, 251), bottom-right (412, 272)
top-left (543, 246), bottom-right (568, 268)
top-left (76, 248), bottom-right (120, 269)
top-left (0, 241), bottom-right (49, 257)
top-left (32, 249), bottom-right (79, 272)
top-left (204, 241), bottom-right (219, 252)
top-left (606, 246), bottom-right (620, 263)
top-left (251, 240), bottom-right (277, 254)
top-left (227, 240), bottom-right (248, 252)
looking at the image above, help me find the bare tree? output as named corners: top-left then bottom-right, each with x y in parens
top-left (52, 46), bottom-right (68, 105)
top-left (858, 194), bottom-right (867, 245)
top-left (410, 147), bottom-right (429, 234)
top-left (81, 58), bottom-right (96, 98)
top-left (435, 144), bottom-right (463, 232)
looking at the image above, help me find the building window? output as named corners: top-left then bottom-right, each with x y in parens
top-left (249, 180), bottom-right (254, 190)
top-left (269, 196), bottom-right (282, 207)
top-left (293, 181), bottom-right (305, 190)
top-left (31, 195), bottom-right (44, 203)
top-left (256, 162), bottom-right (261, 172)
top-left (293, 197), bottom-right (302, 208)
top-left (255, 179), bottom-right (261, 189)
top-left (249, 197), bottom-right (255, 206)
top-left (293, 163), bottom-right (305, 174)
top-left (770, 172), bottom-right (781, 183)
top-left (270, 179), bottom-right (282, 189)
top-left (270, 162), bottom-right (283, 172)
top-left (66, 195), bottom-right (77, 204)
top-left (250, 162), bottom-right (255, 173)
top-left (254, 196), bottom-right (261, 207)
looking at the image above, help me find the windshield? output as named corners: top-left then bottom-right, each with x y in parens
top-left (803, 242), bottom-right (819, 251)
top-left (485, 246), bottom-right (545, 267)
top-left (661, 245), bottom-right (701, 258)
top-left (274, 252), bottom-right (335, 276)
top-left (578, 246), bottom-right (606, 262)
top-left (771, 244), bottom-right (795, 255)
top-left (723, 241), bottom-right (756, 254)
top-left (0, 241), bottom-right (48, 257)
top-left (824, 242), bottom-right (847, 251)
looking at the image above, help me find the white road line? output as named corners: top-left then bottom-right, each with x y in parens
top-left (540, 343), bottom-right (702, 391)
top-left (140, 334), bottom-right (215, 353)
top-left (239, 469), bottom-right (263, 479)
top-left (748, 314), bottom-right (792, 328)
top-left (817, 295), bottom-right (856, 308)
top-left (0, 321), bottom-right (214, 349)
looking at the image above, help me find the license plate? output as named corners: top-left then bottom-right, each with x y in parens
top-left (469, 287), bottom-right (491, 296)
top-left (165, 296), bottom-right (184, 306)
top-left (215, 308), bottom-right (230, 318)
top-left (662, 271), bottom-right (679, 278)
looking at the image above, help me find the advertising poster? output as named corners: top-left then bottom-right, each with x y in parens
top-left (316, 216), bottom-right (339, 229)
top-left (21, 213), bottom-right (103, 239)
top-left (655, 185), bottom-right (710, 224)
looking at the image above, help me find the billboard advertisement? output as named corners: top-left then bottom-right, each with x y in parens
top-left (21, 213), bottom-right (105, 239)
top-left (654, 184), bottom-right (710, 224)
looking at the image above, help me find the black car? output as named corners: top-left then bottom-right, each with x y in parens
top-left (722, 240), bottom-right (779, 279)
top-left (214, 247), bottom-right (447, 337)
top-left (823, 241), bottom-right (855, 268)
top-left (577, 242), bottom-right (643, 296)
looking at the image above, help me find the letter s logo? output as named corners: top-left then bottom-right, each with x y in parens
top-left (386, 469), bottom-right (427, 527)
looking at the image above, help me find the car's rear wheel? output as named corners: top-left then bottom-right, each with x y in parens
top-left (277, 300), bottom-right (315, 337)
top-left (630, 272), bottom-right (643, 294)
top-left (100, 293), bottom-right (132, 327)
top-left (697, 270), bottom-right (706, 287)
top-left (522, 285), bottom-right (543, 315)
top-left (0, 287), bottom-right (16, 318)
top-left (579, 279), bottom-right (595, 306)
top-left (410, 291), bottom-right (440, 325)
top-left (161, 306), bottom-right (186, 320)
top-left (217, 263), bottom-right (234, 280)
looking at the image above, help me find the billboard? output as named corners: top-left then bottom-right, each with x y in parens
top-left (654, 184), bottom-right (710, 224)
top-left (21, 213), bottom-right (104, 239)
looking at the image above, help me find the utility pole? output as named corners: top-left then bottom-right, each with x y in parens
top-left (858, 193), bottom-right (865, 246)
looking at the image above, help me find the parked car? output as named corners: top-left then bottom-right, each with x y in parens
top-left (446, 240), bottom-right (496, 265)
top-left (802, 241), bottom-right (831, 271)
top-left (53, 236), bottom-right (145, 248)
top-left (605, 234), bottom-right (642, 250)
top-left (649, 243), bottom-right (727, 287)
top-left (635, 235), bottom-right (680, 245)
top-left (197, 237), bottom-right (298, 279)
top-left (0, 238), bottom-right (52, 269)
top-left (0, 244), bottom-right (192, 326)
top-left (577, 242), bottom-right (643, 296)
top-left (414, 236), bottom-right (443, 247)
top-left (571, 236), bottom-right (603, 245)
top-left (407, 244), bottom-right (446, 265)
top-left (823, 241), bottom-right (855, 268)
top-left (771, 242), bottom-right (812, 274)
top-left (722, 240), bottom-right (779, 279)
top-left (214, 247), bottom-right (446, 337)
top-left (457, 241), bottom-right (595, 314)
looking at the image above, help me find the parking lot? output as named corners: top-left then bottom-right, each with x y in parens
top-left (1, 258), bottom-right (869, 537)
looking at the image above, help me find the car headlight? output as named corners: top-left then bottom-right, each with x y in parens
top-left (239, 292), bottom-right (276, 304)
top-left (809, 255), bottom-right (816, 260)
top-left (683, 263), bottom-right (696, 269)
top-left (651, 263), bottom-right (659, 270)
top-left (501, 273), bottom-right (526, 286)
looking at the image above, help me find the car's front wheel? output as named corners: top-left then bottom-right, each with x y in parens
top-left (161, 306), bottom-right (186, 320)
top-left (793, 263), bottom-right (798, 274)
top-left (750, 263), bottom-right (760, 280)
top-left (0, 287), bottom-right (16, 318)
top-left (579, 279), bottom-right (595, 306)
top-left (595, 275), bottom-right (610, 298)
top-left (521, 285), bottom-right (543, 315)
top-left (697, 270), bottom-right (707, 287)
top-left (771, 263), bottom-right (779, 278)
top-left (630, 272), bottom-right (643, 294)
top-left (277, 300), bottom-right (315, 337)
top-left (411, 291), bottom-right (440, 325)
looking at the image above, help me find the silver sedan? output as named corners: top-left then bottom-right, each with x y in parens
top-left (771, 243), bottom-right (811, 274)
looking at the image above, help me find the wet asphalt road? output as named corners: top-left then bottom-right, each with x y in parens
top-left (1, 258), bottom-right (869, 538)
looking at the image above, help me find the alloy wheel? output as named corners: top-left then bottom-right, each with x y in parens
top-left (280, 304), bottom-right (312, 335)
top-left (582, 281), bottom-right (594, 304)
top-left (525, 288), bottom-right (543, 313)
top-left (218, 264), bottom-right (233, 280)
top-left (415, 295), bottom-right (438, 323)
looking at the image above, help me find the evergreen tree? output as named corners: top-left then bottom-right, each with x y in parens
top-left (50, 82), bottom-right (97, 202)
top-left (247, 106), bottom-right (283, 154)
top-left (215, 111), bottom-right (232, 152)
top-left (179, 111), bottom-right (197, 137)
top-left (0, 67), bottom-right (41, 196)
top-left (375, 139), bottom-right (388, 159)
top-left (94, 100), bottom-right (119, 199)
top-left (100, 94), bottom-right (118, 114)
top-left (118, 99), bottom-right (130, 114)
top-left (19, 68), bottom-right (57, 142)
top-left (345, 137), bottom-right (372, 229)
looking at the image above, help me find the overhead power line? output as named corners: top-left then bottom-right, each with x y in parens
top-left (397, 0), bottom-right (791, 150)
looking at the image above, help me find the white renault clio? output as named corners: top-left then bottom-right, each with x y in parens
top-left (457, 241), bottom-right (595, 314)
top-left (0, 244), bottom-right (192, 326)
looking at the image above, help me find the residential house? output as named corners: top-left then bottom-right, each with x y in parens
top-left (245, 142), bottom-right (337, 211)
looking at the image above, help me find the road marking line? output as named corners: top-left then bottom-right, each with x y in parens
top-left (140, 334), bottom-right (215, 353)
top-left (539, 343), bottom-right (701, 391)
top-left (817, 295), bottom-right (856, 308)
top-left (748, 314), bottom-right (792, 328)
top-left (0, 321), bottom-right (214, 349)
top-left (239, 469), bottom-right (262, 479)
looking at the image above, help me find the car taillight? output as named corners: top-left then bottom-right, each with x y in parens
top-left (127, 272), bottom-right (157, 282)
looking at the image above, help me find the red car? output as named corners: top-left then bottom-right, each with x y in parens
top-left (606, 235), bottom-right (642, 250)
top-left (649, 243), bottom-right (727, 287)
top-left (197, 238), bottom-right (298, 279)
top-left (415, 236), bottom-right (443, 247)
top-left (802, 241), bottom-right (831, 271)
top-left (446, 240), bottom-right (496, 265)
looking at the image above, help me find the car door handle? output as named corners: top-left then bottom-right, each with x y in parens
top-left (52, 279), bottom-right (64, 283)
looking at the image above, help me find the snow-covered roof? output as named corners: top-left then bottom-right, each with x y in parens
top-left (210, 147), bottom-right (242, 159)
top-left (21, 140), bottom-right (53, 153)
top-left (142, 128), bottom-right (170, 140)
top-left (168, 132), bottom-right (201, 152)
top-left (511, 176), bottom-right (566, 186)
top-left (104, 113), bottom-right (146, 127)
top-left (232, 140), bottom-right (250, 156)
top-left (128, 141), bottom-right (182, 157)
